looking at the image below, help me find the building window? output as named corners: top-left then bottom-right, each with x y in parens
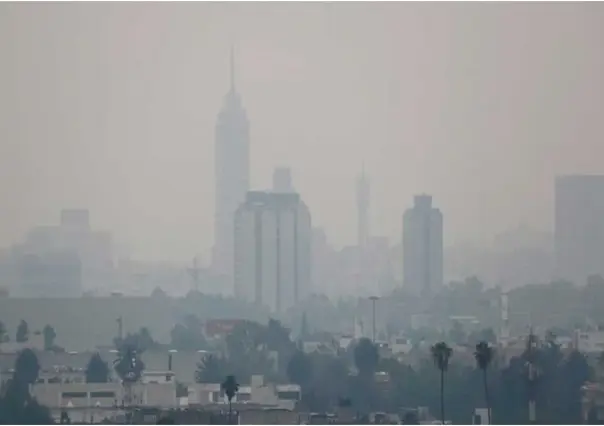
top-left (90, 391), bottom-right (115, 398)
top-left (278, 391), bottom-right (300, 400)
top-left (62, 392), bottom-right (87, 398)
top-left (237, 393), bottom-right (251, 401)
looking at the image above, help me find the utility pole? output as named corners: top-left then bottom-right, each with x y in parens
top-left (369, 296), bottom-right (379, 343)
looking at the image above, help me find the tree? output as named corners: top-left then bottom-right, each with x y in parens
top-left (196, 354), bottom-right (231, 384)
top-left (86, 353), bottom-right (110, 383)
top-left (42, 324), bottom-right (56, 351)
top-left (0, 349), bottom-right (52, 424)
top-left (113, 344), bottom-right (144, 383)
top-left (115, 327), bottom-right (158, 353)
top-left (286, 349), bottom-right (313, 389)
top-left (170, 317), bottom-right (208, 351)
top-left (221, 375), bottom-right (239, 423)
top-left (353, 337), bottom-right (379, 378)
top-left (474, 341), bottom-right (494, 424)
top-left (14, 348), bottom-right (40, 385)
top-left (60, 410), bottom-right (71, 424)
top-left (559, 350), bottom-right (592, 424)
top-left (16, 320), bottom-right (29, 343)
top-left (431, 341), bottom-right (453, 424)
top-left (0, 380), bottom-right (53, 424)
top-left (224, 321), bottom-right (276, 383)
top-left (136, 327), bottom-right (156, 351)
top-left (0, 320), bottom-right (7, 343)
top-left (264, 318), bottom-right (292, 351)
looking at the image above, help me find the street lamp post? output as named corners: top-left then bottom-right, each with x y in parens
top-left (369, 296), bottom-right (380, 343)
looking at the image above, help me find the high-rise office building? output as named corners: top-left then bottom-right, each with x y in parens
top-left (356, 167), bottom-right (370, 248)
top-left (234, 191), bottom-right (311, 313)
top-left (212, 48), bottom-right (250, 283)
top-left (555, 175), bottom-right (604, 284)
top-left (403, 195), bottom-right (443, 296)
top-left (272, 167), bottom-right (294, 193)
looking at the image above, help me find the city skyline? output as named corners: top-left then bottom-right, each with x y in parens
top-left (1, 3), bottom-right (604, 262)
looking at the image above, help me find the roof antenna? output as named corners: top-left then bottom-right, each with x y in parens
top-left (230, 44), bottom-right (236, 93)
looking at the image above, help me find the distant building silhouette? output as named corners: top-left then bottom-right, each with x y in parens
top-left (272, 167), bottom-right (294, 193)
top-left (234, 191), bottom-right (311, 313)
top-left (402, 195), bottom-right (443, 296)
top-left (356, 166), bottom-right (370, 248)
top-left (7, 209), bottom-right (114, 297)
top-left (555, 175), bottom-right (604, 284)
top-left (212, 47), bottom-right (250, 287)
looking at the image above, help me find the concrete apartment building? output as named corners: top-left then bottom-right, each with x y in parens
top-left (234, 191), bottom-right (311, 313)
top-left (555, 175), bottom-right (604, 285)
top-left (29, 373), bottom-right (300, 424)
top-left (403, 195), bottom-right (444, 297)
top-left (31, 382), bottom-right (179, 423)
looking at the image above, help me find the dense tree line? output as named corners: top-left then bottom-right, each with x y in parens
top-left (193, 318), bottom-right (594, 425)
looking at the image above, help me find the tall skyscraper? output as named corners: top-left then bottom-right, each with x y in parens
top-left (212, 48), bottom-right (250, 284)
top-left (234, 191), bottom-right (312, 313)
top-left (272, 167), bottom-right (294, 193)
top-left (555, 175), bottom-right (604, 284)
top-left (356, 166), bottom-right (370, 248)
top-left (403, 195), bottom-right (443, 296)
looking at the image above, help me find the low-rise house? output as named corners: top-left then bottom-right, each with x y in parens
top-left (390, 336), bottom-right (413, 355)
top-left (30, 381), bottom-right (178, 423)
top-left (575, 330), bottom-right (604, 354)
top-left (189, 375), bottom-right (300, 410)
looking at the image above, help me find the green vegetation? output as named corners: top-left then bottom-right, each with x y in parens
top-left (191, 319), bottom-right (592, 424)
top-left (113, 344), bottom-right (145, 383)
top-left (474, 341), bottom-right (494, 424)
top-left (0, 349), bottom-right (53, 424)
top-left (169, 315), bottom-right (208, 351)
top-left (221, 375), bottom-right (239, 423)
top-left (85, 352), bottom-right (111, 383)
top-left (431, 341), bottom-right (453, 424)
top-left (0, 320), bottom-right (8, 343)
top-left (16, 319), bottom-right (29, 343)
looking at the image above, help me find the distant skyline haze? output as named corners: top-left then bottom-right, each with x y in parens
top-left (1, 2), bottom-right (603, 261)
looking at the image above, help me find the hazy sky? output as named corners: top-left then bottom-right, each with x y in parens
top-left (1, 2), bottom-right (603, 262)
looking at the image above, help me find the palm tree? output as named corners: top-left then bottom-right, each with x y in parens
top-left (431, 341), bottom-right (453, 425)
top-left (221, 375), bottom-right (239, 424)
top-left (474, 341), bottom-right (494, 424)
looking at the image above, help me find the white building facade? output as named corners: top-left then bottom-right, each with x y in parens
top-left (234, 192), bottom-right (311, 313)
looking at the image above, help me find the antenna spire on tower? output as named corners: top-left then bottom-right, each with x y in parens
top-left (230, 45), bottom-right (236, 93)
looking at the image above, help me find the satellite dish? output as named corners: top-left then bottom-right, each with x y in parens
top-left (95, 401), bottom-right (101, 407)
